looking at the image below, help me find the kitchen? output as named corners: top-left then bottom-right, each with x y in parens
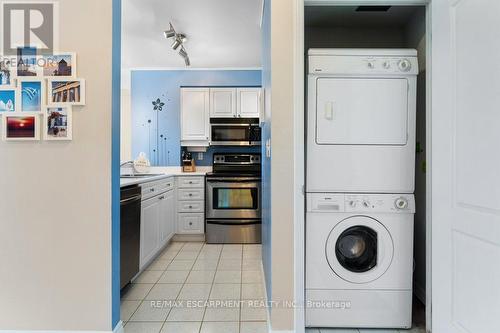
top-left (118, 1), bottom-right (267, 332)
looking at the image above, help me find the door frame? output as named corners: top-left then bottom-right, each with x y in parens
top-left (293, 1), bottom-right (432, 332)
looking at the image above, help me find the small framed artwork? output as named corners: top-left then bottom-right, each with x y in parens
top-left (43, 106), bottom-right (72, 140)
top-left (17, 78), bottom-right (45, 112)
top-left (17, 47), bottom-right (41, 77)
top-left (40, 53), bottom-right (76, 78)
top-left (47, 78), bottom-right (85, 106)
top-left (2, 113), bottom-right (40, 141)
top-left (0, 87), bottom-right (18, 112)
top-left (0, 58), bottom-right (16, 87)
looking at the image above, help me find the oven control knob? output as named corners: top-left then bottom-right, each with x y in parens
top-left (398, 59), bottom-right (411, 72)
top-left (395, 197), bottom-right (408, 210)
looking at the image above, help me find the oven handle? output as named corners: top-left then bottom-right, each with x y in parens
top-left (206, 220), bottom-right (261, 226)
top-left (206, 177), bottom-right (261, 182)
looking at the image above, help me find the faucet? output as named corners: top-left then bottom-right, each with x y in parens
top-left (120, 161), bottom-right (135, 175)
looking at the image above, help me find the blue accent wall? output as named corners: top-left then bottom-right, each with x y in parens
top-left (131, 70), bottom-right (262, 166)
top-left (261, 0), bottom-right (272, 301)
top-left (112, 0), bottom-right (121, 328)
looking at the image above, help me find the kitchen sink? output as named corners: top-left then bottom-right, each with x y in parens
top-left (120, 173), bottom-right (164, 178)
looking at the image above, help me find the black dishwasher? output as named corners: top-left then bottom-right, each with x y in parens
top-left (120, 185), bottom-right (141, 289)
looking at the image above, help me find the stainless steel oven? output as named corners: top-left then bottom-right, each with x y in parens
top-left (210, 118), bottom-right (261, 146)
top-left (205, 153), bottom-right (262, 244)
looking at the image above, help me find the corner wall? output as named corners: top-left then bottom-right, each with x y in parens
top-left (0, 0), bottom-right (114, 330)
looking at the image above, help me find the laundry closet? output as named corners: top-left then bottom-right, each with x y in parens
top-left (304, 5), bottom-right (427, 331)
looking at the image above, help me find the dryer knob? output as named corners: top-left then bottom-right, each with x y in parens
top-left (395, 197), bottom-right (408, 210)
top-left (363, 200), bottom-right (371, 208)
top-left (398, 59), bottom-right (411, 72)
top-left (349, 200), bottom-right (357, 208)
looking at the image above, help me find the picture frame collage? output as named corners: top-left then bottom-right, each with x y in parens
top-left (0, 48), bottom-right (86, 141)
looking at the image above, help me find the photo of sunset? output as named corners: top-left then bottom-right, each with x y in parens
top-left (6, 116), bottom-right (36, 138)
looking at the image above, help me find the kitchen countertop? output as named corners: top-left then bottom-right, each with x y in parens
top-left (120, 166), bottom-right (211, 188)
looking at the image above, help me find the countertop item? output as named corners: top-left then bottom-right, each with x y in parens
top-left (120, 166), bottom-right (211, 187)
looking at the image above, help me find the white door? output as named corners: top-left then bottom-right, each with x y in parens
top-left (210, 88), bottom-right (236, 118)
top-left (432, 1), bottom-right (500, 332)
top-left (315, 78), bottom-right (408, 145)
top-left (181, 88), bottom-right (210, 141)
top-left (140, 196), bottom-right (160, 268)
top-left (237, 88), bottom-right (262, 118)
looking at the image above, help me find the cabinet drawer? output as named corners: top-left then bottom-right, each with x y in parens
top-left (178, 213), bottom-right (204, 234)
top-left (178, 188), bottom-right (204, 201)
top-left (141, 178), bottom-right (174, 200)
top-left (177, 176), bottom-right (204, 188)
top-left (177, 200), bottom-right (204, 213)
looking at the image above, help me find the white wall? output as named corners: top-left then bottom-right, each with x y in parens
top-left (0, 0), bottom-right (113, 330)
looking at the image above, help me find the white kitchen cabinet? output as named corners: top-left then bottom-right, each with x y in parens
top-left (237, 88), bottom-right (262, 118)
top-left (177, 213), bottom-right (204, 234)
top-left (210, 88), bottom-right (236, 118)
top-left (181, 88), bottom-right (210, 146)
top-left (176, 176), bottom-right (205, 235)
top-left (140, 195), bottom-right (160, 269)
top-left (159, 188), bottom-right (175, 247)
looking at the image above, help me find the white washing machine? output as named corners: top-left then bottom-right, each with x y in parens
top-left (307, 49), bottom-right (418, 193)
top-left (305, 193), bottom-right (415, 329)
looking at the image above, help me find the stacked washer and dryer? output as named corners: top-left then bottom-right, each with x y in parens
top-left (306, 49), bottom-right (418, 329)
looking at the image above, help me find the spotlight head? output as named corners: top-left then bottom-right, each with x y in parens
top-left (179, 47), bottom-right (188, 58)
top-left (164, 23), bottom-right (176, 38)
top-left (171, 38), bottom-right (182, 50)
top-left (184, 57), bottom-right (191, 66)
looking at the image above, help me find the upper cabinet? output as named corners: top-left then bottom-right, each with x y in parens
top-left (210, 88), bottom-right (236, 118)
top-left (180, 88), bottom-right (210, 146)
top-left (237, 88), bottom-right (262, 118)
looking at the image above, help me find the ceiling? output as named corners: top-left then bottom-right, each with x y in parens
top-left (122, 0), bottom-right (263, 69)
top-left (305, 6), bottom-right (423, 28)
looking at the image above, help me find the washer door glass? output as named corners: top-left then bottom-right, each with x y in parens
top-left (335, 226), bottom-right (377, 273)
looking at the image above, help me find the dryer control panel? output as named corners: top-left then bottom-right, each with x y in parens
top-left (307, 193), bottom-right (415, 213)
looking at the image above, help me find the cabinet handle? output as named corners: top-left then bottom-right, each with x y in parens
top-left (189, 222), bottom-right (193, 226)
top-left (188, 205), bottom-right (193, 208)
top-left (159, 196), bottom-right (165, 200)
top-left (189, 181), bottom-right (193, 184)
top-left (188, 193), bottom-right (193, 197)
top-left (150, 188), bottom-right (155, 192)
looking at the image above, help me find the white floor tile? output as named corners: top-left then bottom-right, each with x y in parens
top-left (167, 259), bottom-right (195, 271)
top-left (133, 270), bottom-right (163, 284)
top-left (220, 251), bottom-right (243, 260)
top-left (240, 321), bottom-right (268, 333)
top-left (182, 242), bottom-right (204, 251)
top-left (243, 251), bottom-right (262, 259)
top-left (214, 270), bottom-right (241, 284)
top-left (160, 321), bottom-right (201, 333)
top-left (167, 306), bottom-right (205, 321)
top-left (241, 284), bottom-right (265, 300)
top-left (242, 259), bottom-right (261, 271)
top-left (197, 251), bottom-right (221, 260)
top-left (320, 329), bottom-right (360, 333)
top-left (186, 270), bottom-right (216, 284)
top-left (203, 307), bottom-right (240, 321)
top-left (122, 283), bottom-right (154, 301)
top-left (124, 321), bottom-right (163, 333)
top-left (209, 284), bottom-right (241, 300)
top-left (241, 300), bottom-right (268, 321)
top-left (192, 259), bottom-right (219, 271)
top-left (222, 244), bottom-right (243, 252)
top-left (242, 271), bottom-right (263, 284)
top-left (144, 283), bottom-right (183, 301)
top-left (120, 300), bottom-right (141, 322)
top-left (200, 321), bottom-right (239, 333)
top-left (158, 250), bottom-right (179, 260)
top-left (175, 251), bottom-right (200, 260)
top-left (217, 259), bottom-right (242, 271)
top-left (129, 300), bottom-right (171, 321)
top-left (167, 242), bottom-right (185, 250)
top-left (158, 270), bottom-right (190, 284)
top-left (178, 283), bottom-right (212, 301)
top-left (146, 259), bottom-right (171, 271)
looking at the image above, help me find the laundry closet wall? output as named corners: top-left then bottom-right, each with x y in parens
top-left (0, 0), bottom-right (114, 330)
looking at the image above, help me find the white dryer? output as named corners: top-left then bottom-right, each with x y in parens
top-left (307, 49), bottom-right (418, 193)
top-left (305, 193), bottom-right (415, 329)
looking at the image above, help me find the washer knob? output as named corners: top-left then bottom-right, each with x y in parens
top-left (395, 197), bottom-right (408, 210)
top-left (398, 59), bottom-right (411, 72)
top-left (367, 61), bottom-right (375, 69)
top-left (383, 61), bottom-right (391, 69)
top-left (349, 200), bottom-right (357, 208)
top-left (363, 200), bottom-right (371, 208)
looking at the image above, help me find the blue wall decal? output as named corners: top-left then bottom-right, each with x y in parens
top-left (131, 70), bottom-right (262, 166)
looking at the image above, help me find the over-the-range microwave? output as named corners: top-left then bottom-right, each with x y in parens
top-left (210, 118), bottom-right (261, 146)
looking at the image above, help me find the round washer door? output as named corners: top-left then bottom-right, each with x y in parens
top-left (325, 215), bottom-right (394, 284)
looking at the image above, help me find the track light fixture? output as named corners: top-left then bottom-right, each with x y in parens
top-left (163, 22), bottom-right (191, 66)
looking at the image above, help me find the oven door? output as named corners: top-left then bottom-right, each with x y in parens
top-left (206, 177), bottom-right (261, 219)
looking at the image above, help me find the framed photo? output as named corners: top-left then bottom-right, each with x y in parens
top-left (43, 106), bottom-right (72, 140)
top-left (17, 47), bottom-right (41, 77)
top-left (47, 78), bottom-right (85, 106)
top-left (17, 78), bottom-right (45, 112)
top-left (0, 57), bottom-right (16, 87)
top-left (40, 53), bottom-right (76, 78)
top-left (2, 113), bottom-right (40, 141)
top-left (0, 87), bottom-right (18, 112)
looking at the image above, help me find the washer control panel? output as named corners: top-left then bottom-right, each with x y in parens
top-left (309, 55), bottom-right (419, 75)
top-left (307, 193), bottom-right (415, 213)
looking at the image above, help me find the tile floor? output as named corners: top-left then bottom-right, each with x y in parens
top-left (121, 242), bottom-right (268, 333)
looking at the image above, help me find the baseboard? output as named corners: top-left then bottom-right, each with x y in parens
top-left (172, 234), bottom-right (205, 242)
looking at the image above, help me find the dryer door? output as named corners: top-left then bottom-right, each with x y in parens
top-left (326, 215), bottom-right (394, 284)
top-left (316, 77), bottom-right (408, 145)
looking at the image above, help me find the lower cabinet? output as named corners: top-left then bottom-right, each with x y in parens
top-left (159, 189), bottom-right (175, 246)
top-left (140, 195), bottom-right (161, 269)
